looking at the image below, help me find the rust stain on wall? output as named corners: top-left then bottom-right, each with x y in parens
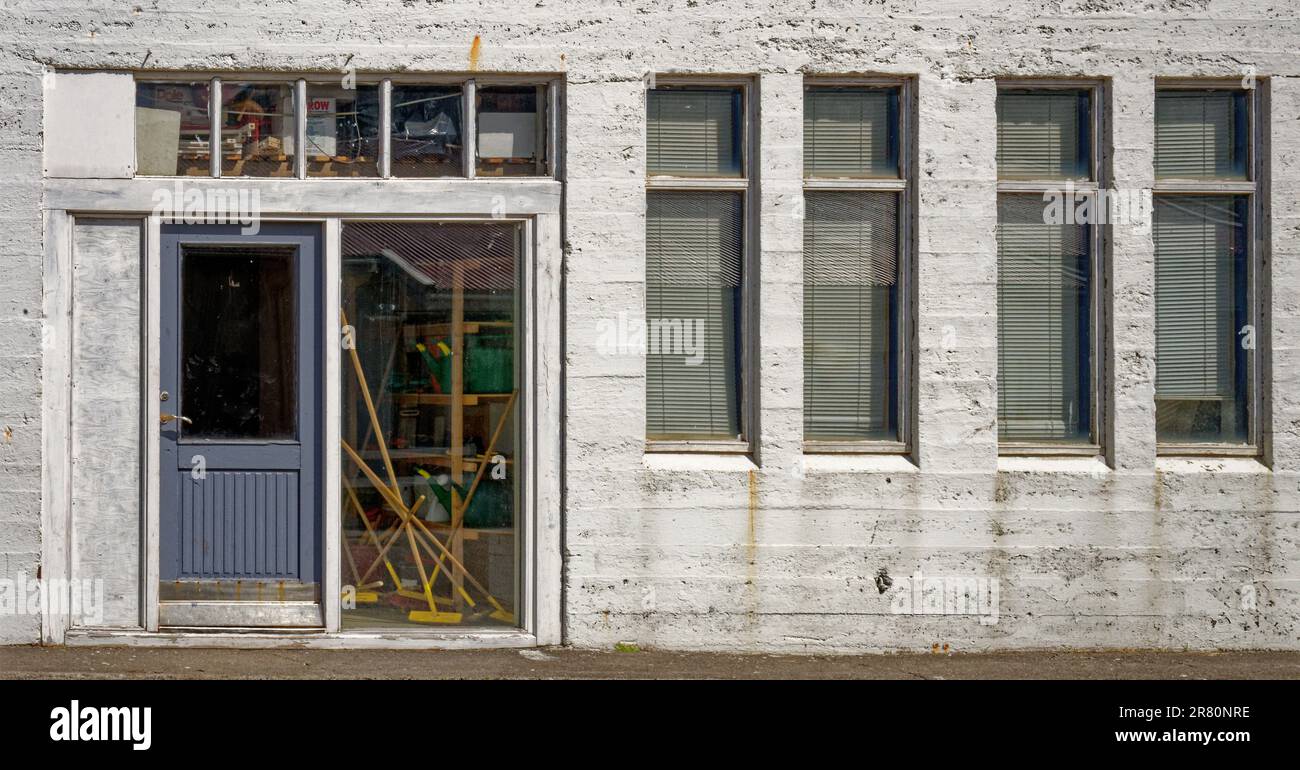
top-left (468, 35), bottom-right (482, 72)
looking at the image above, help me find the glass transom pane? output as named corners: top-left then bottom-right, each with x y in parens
top-left (804, 87), bottom-right (899, 178)
top-left (647, 88), bottom-right (742, 177)
top-left (996, 90), bottom-right (1091, 181)
top-left (1155, 90), bottom-right (1248, 180)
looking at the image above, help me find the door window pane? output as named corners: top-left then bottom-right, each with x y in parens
top-left (1154, 195), bottom-right (1250, 444)
top-left (220, 82), bottom-right (295, 177)
top-left (135, 81), bottom-right (213, 176)
top-left (647, 88), bottom-right (742, 177)
top-left (804, 192), bottom-right (899, 440)
top-left (1155, 90), bottom-right (1249, 180)
top-left (341, 221), bottom-right (520, 629)
top-left (476, 86), bottom-right (547, 176)
top-left (996, 195), bottom-right (1092, 443)
top-left (181, 246), bottom-right (297, 439)
top-left (305, 83), bottom-right (380, 177)
top-left (645, 191), bottom-right (743, 439)
top-left (391, 85), bottom-right (464, 177)
top-left (996, 90), bottom-right (1091, 180)
top-left (804, 87), bottom-right (899, 178)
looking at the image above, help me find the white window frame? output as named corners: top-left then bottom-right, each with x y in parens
top-left (800, 75), bottom-right (915, 455)
top-left (643, 75), bottom-right (757, 454)
top-left (132, 72), bottom-right (562, 180)
top-left (1153, 78), bottom-right (1263, 457)
top-left (995, 78), bottom-right (1107, 457)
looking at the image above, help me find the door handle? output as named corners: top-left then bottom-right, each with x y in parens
top-left (160, 413), bottom-right (193, 426)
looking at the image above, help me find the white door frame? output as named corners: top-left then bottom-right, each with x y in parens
top-left (43, 178), bottom-right (563, 646)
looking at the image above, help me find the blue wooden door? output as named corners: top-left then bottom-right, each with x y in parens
top-left (159, 223), bottom-right (322, 626)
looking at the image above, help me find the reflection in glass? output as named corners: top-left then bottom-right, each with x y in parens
top-left (221, 82), bottom-right (295, 177)
top-left (1155, 195), bottom-right (1250, 444)
top-left (181, 246), bottom-right (297, 439)
top-left (306, 84), bottom-right (381, 177)
top-left (476, 86), bottom-right (546, 176)
top-left (390, 86), bottom-right (463, 177)
top-left (135, 82), bottom-right (214, 176)
top-left (341, 221), bottom-right (519, 629)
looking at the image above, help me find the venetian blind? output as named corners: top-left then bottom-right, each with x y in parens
top-left (996, 91), bottom-right (1089, 180)
top-left (647, 89), bottom-right (741, 177)
top-left (1155, 91), bottom-right (1245, 180)
top-left (646, 191), bottom-right (743, 439)
top-left (996, 195), bottom-right (1091, 442)
top-left (804, 88), bottom-right (897, 178)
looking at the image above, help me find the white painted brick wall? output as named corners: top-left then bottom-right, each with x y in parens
top-left (0, 1), bottom-right (1297, 650)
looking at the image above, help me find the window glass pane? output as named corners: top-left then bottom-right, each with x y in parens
top-left (341, 221), bottom-right (520, 629)
top-left (804, 87), bottom-right (899, 178)
top-left (181, 245), bottom-right (297, 439)
top-left (1154, 195), bottom-right (1250, 444)
top-left (997, 195), bottom-right (1092, 443)
top-left (646, 191), bottom-right (743, 439)
top-left (305, 83), bottom-right (380, 177)
top-left (996, 90), bottom-right (1091, 180)
top-left (1155, 90), bottom-right (1249, 180)
top-left (476, 85), bottom-right (547, 176)
top-left (391, 85), bottom-right (463, 177)
top-left (135, 81), bottom-right (213, 176)
top-left (803, 192), bottom-right (899, 440)
top-left (647, 88), bottom-right (742, 177)
top-left (219, 82), bottom-right (294, 177)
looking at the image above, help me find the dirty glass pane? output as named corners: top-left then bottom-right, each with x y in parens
top-left (476, 85), bottom-right (547, 176)
top-left (1156, 90), bottom-right (1249, 180)
top-left (135, 81), bottom-right (214, 176)
top-left (996, 194), bottom-right (1092, 444)
top-left (221, 82), bottom-right (295, 177)
top-left (306, 83), bottom-right (381, 177)
top-left (804, 87), bottom-right (899, 179)
top-left (647, 88), bottom-right (742, 177)
top-left (181, 245), bottom-right (297, 439)
top-left (340, 221), bottom-right (520, 629)
top-left (391, 85), bottom-right (463, 177)
top-left (1154, 195), bottom-right (1251, 444)
top-left (996, 89), bottom-right (1091, 181)
top-left (803, 192), bottom-right (899, 441)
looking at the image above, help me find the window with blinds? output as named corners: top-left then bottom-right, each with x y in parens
top-left (645, 192), bottom-right (743, 439)
top-left (647, 89), bottom-right (742, 178)
top-left (1155, 90), bottom-right (1248, 180)
top-left (803, 192), bottom-right (899, 440)
top-left (804, 87), bottom-right (898, 178)
top-left (995, 85), bottom-right (1097, 447)
top-left (996, 196), bottom-right (1091, 442)
top-left (996, 90), bottom-right (1091, 181)
top-left (1153, 195), bottom-right (1250, 444)
top-left (645, 83), bottom-right (748, 445)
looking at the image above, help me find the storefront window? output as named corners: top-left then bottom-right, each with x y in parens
top-left (306, 83), bottom-right (381, 177)
top-left (340, 221), bottom-right (520, 629)
top-left (135, 81), bottom-right (214, 176)
top-left (221, 82), bottom-right (295, 177)
top-left (390, 85), bottom-right (464, 177)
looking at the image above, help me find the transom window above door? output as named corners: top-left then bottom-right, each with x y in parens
top-left (134, 75), bottom-right (560, 179)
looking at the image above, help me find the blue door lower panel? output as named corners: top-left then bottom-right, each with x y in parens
top-left (177, 470), bottom-right (301, 579)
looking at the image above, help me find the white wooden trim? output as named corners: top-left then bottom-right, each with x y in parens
top-left (143, 215), bottom-right (161, 632)
top-left (322, 218), bottom-right (342, 633)
top-left (45, 178), bottom-right (562, 215)
top-left (531, 211), bottom-right (564, 645)
top-left (64, 627), bottom-right (538, 650)
top-left (294, 79), bottom-right (308, 180)
top-left (209, 77), bottom-right (222, 178)
top-left (464, 79), bottom-right (477, 179)
top-left (40, 209), bottom-right (73, 645)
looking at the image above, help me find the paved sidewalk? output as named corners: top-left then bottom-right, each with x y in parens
top-left (2, 646), bottom-right (1299, 679)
